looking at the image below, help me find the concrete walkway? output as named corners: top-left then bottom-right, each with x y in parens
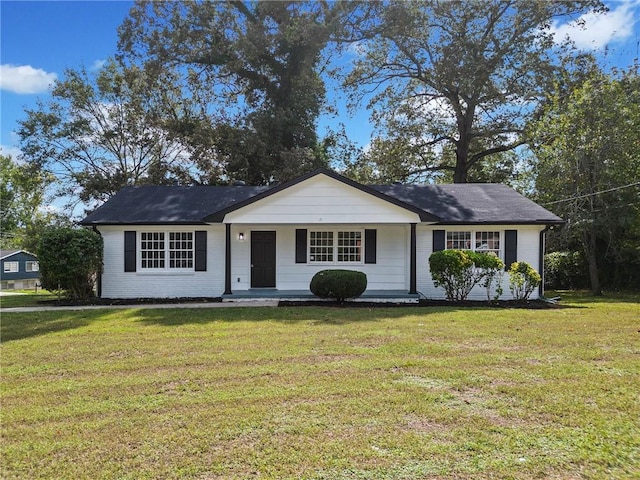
top-left (1, 300), bottom-right (279, 313)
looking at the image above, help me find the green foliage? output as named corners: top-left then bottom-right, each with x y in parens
top-left (530, 64), bottom-right (640, 294)
top-left (341, 0), bottom-right (603, 183)
top-left (508, 261), bottom-right (541, 301)
top-left (118, 1), bottom-right (338, 185)
top-left (545, 251), bottom-right (589, 290)
top-left (18, 60), bottom-right (196, 207)
top-left (0, 154), bottom-right (54, 249)
top-left (429, 250), bottom-right (504, 301)
top-left (310, 269), bottom-right (367, 302)
top-left (37, 227), bottom-right (103, 300)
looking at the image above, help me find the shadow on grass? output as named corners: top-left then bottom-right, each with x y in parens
top-left (549, 290), bottom-right (640, 305)
top-left (1, 311), bottom-right (97, 342)
top-left (134, 305), bottom-right (436, 327)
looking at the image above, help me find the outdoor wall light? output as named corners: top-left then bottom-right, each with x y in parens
top-left (238, 232), bottom-right (245, 241)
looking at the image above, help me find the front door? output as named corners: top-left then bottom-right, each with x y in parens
top-left (251, 231), bottom-right (276, 288)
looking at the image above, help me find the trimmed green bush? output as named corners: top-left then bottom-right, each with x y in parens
top-left (310, 270), bottom-right (367, 302)
top-left (508, 261), bottom-right (541, 301)
top-left (429, 249), bottom-right (504, 301)
top-left (37, 227), bottom-right (103, 300)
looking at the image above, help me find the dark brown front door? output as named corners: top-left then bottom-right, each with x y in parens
top-left (251, 231), bottom-right (276, 288)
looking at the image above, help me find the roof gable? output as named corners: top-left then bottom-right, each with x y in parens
top-left (205, 169), bottom-right (436, 223)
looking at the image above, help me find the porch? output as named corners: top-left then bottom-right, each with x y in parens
top-left (222, 289), bottom-right (420, 303)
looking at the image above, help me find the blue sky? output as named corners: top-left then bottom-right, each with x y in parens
top-left (1, 0), bottom-right (640, 161)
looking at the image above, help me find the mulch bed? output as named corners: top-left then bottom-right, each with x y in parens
top-left (36, 297), bottom-right (558, 309)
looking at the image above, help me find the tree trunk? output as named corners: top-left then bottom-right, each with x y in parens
top-left (453, 149), bottom-right (469, 183)
top-left (585, 230), bottom-right (602, 296)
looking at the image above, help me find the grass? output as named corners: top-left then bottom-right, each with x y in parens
top-left (1, 293), bottom-right (638, 479)
top-left (0, 290), bottom-right (58, 309)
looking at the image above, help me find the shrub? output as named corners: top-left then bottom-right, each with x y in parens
top-left (545, 251), bottom-right (589, 289)
top-left (470, 251), bottom-right (505, 301)
top-left (310, 270), bottom-right (367, 302)
top-left (429, 250), bottom-right (504, 301)
top-left (37, 227), bottom-right (103, 300)
top-left (508, 261), bottom-right (541, 301)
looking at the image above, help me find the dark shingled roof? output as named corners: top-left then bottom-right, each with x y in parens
top-left (372, 183), bottom-right (562, 224)
top-left (80, 171), bottom-right (562, 226)
top-left (81, 185), bottom-right (269, 225)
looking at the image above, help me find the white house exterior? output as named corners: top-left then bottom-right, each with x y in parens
top-left (81, 169), bottom-right (562, 301)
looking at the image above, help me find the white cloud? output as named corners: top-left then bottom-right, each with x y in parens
top-left (90, 59), bottom-right (107, 71)
top-left (0, 144), bottom-right (23, 160)
top-left (0, 64), bottom-right (57, 94)
top-left (551, 1), bottom-right (639, 50)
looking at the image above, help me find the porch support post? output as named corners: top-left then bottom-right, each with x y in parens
top-left (409, 223), bottom-right (417, 294)
top-left (224, 223), bottom-right (232, 295)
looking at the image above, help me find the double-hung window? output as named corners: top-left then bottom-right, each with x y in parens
top-left (3, 261), bottom-right (19, 273)
top-left (309, 230), bottom-right (362, 264)
top-left (26, 261), bottom-right (39, 272)
top-left (446, 231), bottom-right (501, 257)
top-left (140, 232), bottom-right (193, 271)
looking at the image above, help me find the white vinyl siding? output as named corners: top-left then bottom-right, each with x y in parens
top-left (230, 225), bottom-right (409, 292)
top-left (224, 174), bottom-right (421, 224)
top-left (418, 225), bottom-right (545, 300)
top-left (98, 226), bottom-right (224, 298)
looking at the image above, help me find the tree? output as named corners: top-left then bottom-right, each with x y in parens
top-left (0, 154), bottom-right (54, 249)
top-left (118, 1), bottom-right (342, 185)
top-left (529, 67), bottom-right (640, 294)
top-left (37, 227), bottom-right (103, 300)
top-left (18, 60), bottom-right (197, 208)
top-left (341, 0), bottom-right (604, 183)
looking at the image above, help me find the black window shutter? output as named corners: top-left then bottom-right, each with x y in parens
top-left (364, 229), bottom-right (377, 264)
top-left (433, 230), bottom-right (445, 252)
top-left (504, 230), bottom-right (518, 269)
top-left (295, 229), bottom-right (307, 263)
top-left (124, 231), bottom-right (136, 272)
top-left (195, 231), bottom-right (207, 271)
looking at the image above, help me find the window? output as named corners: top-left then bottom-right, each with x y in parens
top-left (309, 231), bottom-right (333, 262)
top-left (337, 231), bottom-right (362, 262)
top-left (141, 232), bottom-right (194, 270)
top-left (141, 232), bottom-right (166, 269)
top-left (309, 230), bottom-right (362, 263)
top-left (169, 232), bottom-right (193, 269)
top-left (26, 261), bottom-right (39, 272)
top-left (3, 262), bottom-right (18, 273)
top-left (447, 231), bottom-right (471, 250)
top-left (446, 231), bottom-right (501, 256)
top-left (475, 231), bottom-right (500, 255)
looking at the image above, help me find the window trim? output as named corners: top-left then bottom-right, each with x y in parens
top-left (25, 261), bottom-right (39, 272)
top-left (308, 229), bottom-right (364, 265)
top-left (139, 231), bottom-right (195, 272)
top-left (3, 261), bottom-right (19, 273)
top-left (445, 230), bottom-right (503, 258)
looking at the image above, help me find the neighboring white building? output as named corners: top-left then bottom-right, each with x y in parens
top-left (80, 169), bottom-right (562, 301)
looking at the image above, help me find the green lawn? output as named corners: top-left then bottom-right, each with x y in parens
top-left (0, 290), bottom-right (58, 309)
top-left (1, 294), bottom-right (638, 479)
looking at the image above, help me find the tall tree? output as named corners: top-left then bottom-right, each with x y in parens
top-left (341, 0), bottom-right (603, 183)
top-left (0, 154), bottom-right (54, 249)
top-left (118, 0), bottom-right (341, 185)
top-left (529, 67), bottom-right (640, 294)
top-left (18, 60), bottom-right (198, 207)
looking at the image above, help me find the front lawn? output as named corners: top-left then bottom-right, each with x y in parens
top-left (1, 294), bottom-right (638, 479)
